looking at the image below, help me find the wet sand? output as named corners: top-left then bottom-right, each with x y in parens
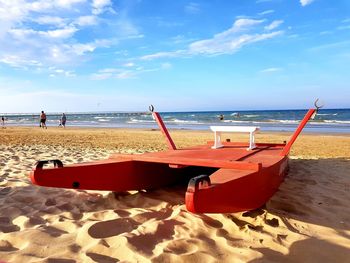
top-left (0, 127), bottom-right (349, 262)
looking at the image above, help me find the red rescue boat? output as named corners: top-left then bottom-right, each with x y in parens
top-left (29, 102), bottom-right (321, 213)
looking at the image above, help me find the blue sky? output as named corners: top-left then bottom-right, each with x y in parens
top-left (0, 0), bottom-right (349, 113)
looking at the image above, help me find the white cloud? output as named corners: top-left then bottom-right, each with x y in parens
top-left (141, 50), bottom-right (186, 60)
top-left (54, 0), bottom-right (86, 8)
top-left (0, 0), bottom-right (125, 73)
top-left (265, 20), bottom-right (283, 31)
top-left (90, 64), bottom-right (168, 80)
top-left (92, 0), bottom-right (113, 15)
top-left (142, 18), bottom-right (283, 60)
top-left (48, 66), bottom-right (76, 77)
top-left (33, 16), bottom-right (66, 27)
top-left (185, 2), bottom-right (200, 14)
top-left (26, 0), bottom-right (86, 12)
top-left (259, 10), bottom-right (275, 16)
top-left (0, 55), bottom-right (42, 69)
top-left (123, 62), bottom-right (135, 67)
top-left (74, 15), bottom-right (98, 26)
top-left (233, 19), bottom-right (265, 30)
top-left (300, 0), bottom-right (314, 6)
top-left (46, 26), bottom-right (78, 38)
top-left (9, 26), bottom-right (78, 39)
top-left (91, 68), bottom-right (135, 80)
top-left (69, 43), bottom-right (96, 55)
top-left (260, 67), bottom-right (282, 73)
top-left (189, 31), bottom-right (282, 55)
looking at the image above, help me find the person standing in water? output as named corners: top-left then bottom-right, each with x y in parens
top-left (40, 111), bottom-right (47, 129)
top-left (1, 116), bottom-right (5, 128)
top-left (59, 113), bottom-right (67, 128)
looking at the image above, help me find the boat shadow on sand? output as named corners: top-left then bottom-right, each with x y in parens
top-left (0, 158), bottom-right (349, 262)
top-left (246, 157), bottom-right (350, 262)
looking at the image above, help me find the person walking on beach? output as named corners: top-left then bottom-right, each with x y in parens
top-left (1, 116), bottom-right (5, 128)
top-left (59, 113), bottom-right (67, 128)
top-left (40, 111), bottom-right (47, 129)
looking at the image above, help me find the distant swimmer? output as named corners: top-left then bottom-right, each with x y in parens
top-left (219, 114), bottom-right (224, 121)
top-left (40, 111), bottom-right (47, 129)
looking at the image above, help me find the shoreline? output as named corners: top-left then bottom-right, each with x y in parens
top-left (2, 124), bottom-right (350, 135)
top-left (1, 126), bottom-right (350, 158)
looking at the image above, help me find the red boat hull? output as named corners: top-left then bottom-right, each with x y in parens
top-left (30, 158), bottom-right (215, 192)
top-left (29, 108), bottom-right (316, 213)
top-left (29, 142), bottom-right (288, 213)
top-left (185, 156), bottom-right (288, 213)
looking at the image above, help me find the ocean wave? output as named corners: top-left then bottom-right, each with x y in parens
top-left (222, 120), bottom-right (248, 123)
top-left (242, 114), bottom-right (260, 118)
top-left (323, 120), bottom-right (350, 124)
top-left (94, 116), bottom-right (115, 119)
top-left (276, 120), bottom-right (299, 124)
top-left (317, 113), bottom-right (338, 116)
top-left (128, 119), bottom-right (154, 123)
top-left (172, 119), bottom-right (198, 124)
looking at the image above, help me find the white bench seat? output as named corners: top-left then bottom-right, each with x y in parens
top-left (210, 126), bottom-right (260, 150)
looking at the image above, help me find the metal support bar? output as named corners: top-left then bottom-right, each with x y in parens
top-left (281, 109), bottom-right (316, 156)
top-left (150, 106), bottom-right (177, 150)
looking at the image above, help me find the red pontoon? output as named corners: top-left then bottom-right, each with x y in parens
top-left (29, 103), bottom-right (320, 213)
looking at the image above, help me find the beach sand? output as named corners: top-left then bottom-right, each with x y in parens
top-left (0, 127), bottom-right (349, 262)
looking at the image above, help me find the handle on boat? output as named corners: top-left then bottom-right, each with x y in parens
top-left (187, 174), bottom-right (211, 193)
top-left (34, 160), bottom-right (63, 170)
top-left (312, 98), bottom-right (324, 119)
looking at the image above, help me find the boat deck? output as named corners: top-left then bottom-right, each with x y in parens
top-left (111, 142), bottom-right (286, 171)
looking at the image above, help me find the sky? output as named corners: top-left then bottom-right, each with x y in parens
top-left (0, 0), bottom-right (349, 113)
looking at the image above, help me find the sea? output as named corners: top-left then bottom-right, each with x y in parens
top-left (1, 108), bottom-right (350, 133)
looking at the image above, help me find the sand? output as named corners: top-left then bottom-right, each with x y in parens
top-left (0, 127), bottom-right (349, 262)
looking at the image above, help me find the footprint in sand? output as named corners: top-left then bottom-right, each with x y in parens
top-left (0, 240), bottom-right (19, 252)
top-left (25, 216), bottom-right (47, 227)
top-left (113, 209), bottom-right (131, 218)
top-left (11, 156), bottom-right (20, 162)
top-left (277, 234), bottom-right (288, 244)
top-left (202, 216), bottom-right (223, 229)
top-left (88, 218), bottom-right (138, 239)
top-left (46, 258), bottom-right (76, 263)
top-left (216, 228), bottom-right (243, 246)
top-left (86, 252), bottom-right (119, 263)
top-left (45, 198), bottom-right (57, 206)
top-left (38, 225), bottom-right (69, 238)
top-left (0, 217), bottom-right (20, 233)
top-left (69, 244), bottom-right (82, 253)
top-left (242, 209), bottom-right (265, 218)
top-left (226, 214), bottom-right (251, 229)
top-left (265, 218), bottom-right (279, 227)
top-left (163, 239), bottom-right (199, 255)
